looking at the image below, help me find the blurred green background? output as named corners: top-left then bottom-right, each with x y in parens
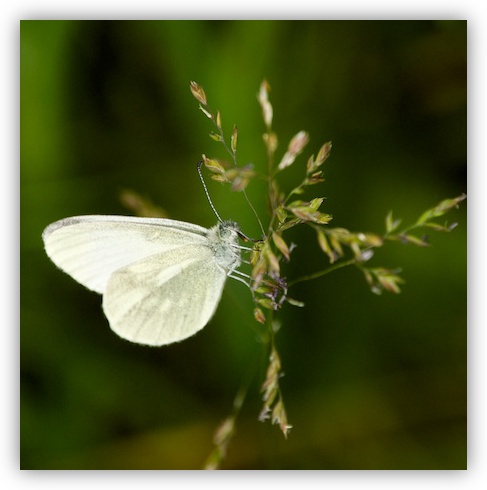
top-left (20, 20), bottom-right (467, 469)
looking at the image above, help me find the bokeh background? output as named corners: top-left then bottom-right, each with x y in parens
top-left (20, 20), bottom-right (467, 469)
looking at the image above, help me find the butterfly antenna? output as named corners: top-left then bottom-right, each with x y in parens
top-left (197, 160), bottom-right (264, 243)
top-left (197, 160), bottom-right (224, 224)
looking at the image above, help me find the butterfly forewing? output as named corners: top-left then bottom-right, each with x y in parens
top-left (42, 215), bottom-right (209, 293)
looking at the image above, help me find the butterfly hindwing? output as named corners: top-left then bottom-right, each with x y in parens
top-left (102, 244), bottom-right (228, 345)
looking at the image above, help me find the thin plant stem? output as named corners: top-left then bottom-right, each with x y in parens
top-left (288, 257), bottom-right (357, 288)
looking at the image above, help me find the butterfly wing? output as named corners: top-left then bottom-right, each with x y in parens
top-left (102, 244), bottom-right (227, 345)
top-left (42, 215), bottom-right (209, 293)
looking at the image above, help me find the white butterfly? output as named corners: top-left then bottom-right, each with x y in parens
top-left (42, 215), bottom-right (245, 346)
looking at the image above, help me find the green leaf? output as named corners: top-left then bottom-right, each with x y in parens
top-left (257, 297), bottom-right (275, 310)
top-left (265, 247), bottom-right (280, 274)
top-left (422, 222), bottom-right (456, 232)
top-left (277, 131), bottom-right (309, 170)
top-left (306, 155), bottom-right (315, 174)
top-left (358, 232), bottom-right (383, 247)
top-left (362, 267), bottom-right (404, 295)
top-left (401, 234), bottom-right (429, 247)
top-left (278, 218), bottom-right (301, 232)
top-left (272, 232), bottom-right (290, 260)
top-left (286, 297), bottom-right (305, 307)
top-left (209, 131), bottom-right (222, 142)
top-left (287, 199), bottom-right (330, 224)
top-left (253, 307), bottom-right (266, 324)
top-left (316, 228), bottom-right (336, 263)
top-left (314, 141), bottom-right (332, 167)
top-left (378, 272), bottom-right (404, 294)
top-left (385, 210), bottom-right (401, 233)
top-left (204, 158), bottom-right (225, 174)
top-left (417, 194), bottom-right (466, 225)
top-left (313, 212), bottom-right (333, 224)
top-left (304, 173), bottom-right (325, 187)
top-left (309, 197), bottom-right (324, 211)
top-left (211, 174), bottom-right (230, 184)
top-left (276, 205), bottom-right (287, 223)
top-left (190, 81), bottom-right (207, 105)
top-left (329, 234), bottom-right (344, 258)
top-left (231, 124), bottom-right (238, 152)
